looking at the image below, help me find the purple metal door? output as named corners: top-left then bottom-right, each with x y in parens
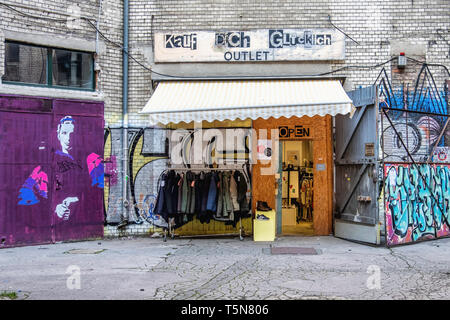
top-left (0, 96), bottom-right (53, 247)
top-left (0, 95), bottom-right (104, 248)
top-left (51, 100), bottom-right (104, 242)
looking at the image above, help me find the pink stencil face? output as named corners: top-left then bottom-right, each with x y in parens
top-left (86, 153), bottom-right (102, 174)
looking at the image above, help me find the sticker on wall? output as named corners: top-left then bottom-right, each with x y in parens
top-left (257, 139), bottom-right (272, 160)
top-left (432, 147), bottom-right (450, 163)
top-left (316, 164), bottom-right (326, 171)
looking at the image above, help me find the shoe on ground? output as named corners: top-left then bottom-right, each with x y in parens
top-left (256, 214), bottom-right (270, 220)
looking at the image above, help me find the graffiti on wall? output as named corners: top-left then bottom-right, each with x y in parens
top-left (384, 163), bottom-right (450, 245)
top-left (378, 65), bottom-right (449, 163)
top-left (381, 110), bottom-right (450, 163)
top-left (103, 126), bottom-right (251, 230)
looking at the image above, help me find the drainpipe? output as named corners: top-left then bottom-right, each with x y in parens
top-left (120, 0), bottom-right (130, 226)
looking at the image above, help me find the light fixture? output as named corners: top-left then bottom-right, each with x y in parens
top-left (398, 52), bottom-right (407, 69)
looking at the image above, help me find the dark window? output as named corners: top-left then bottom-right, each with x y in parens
top-left (3, 42), bottom-right (47, 84)
top-left (52, 49), bottom-right (93, 89)
top-left (3, 41), bottom-right (94, 91)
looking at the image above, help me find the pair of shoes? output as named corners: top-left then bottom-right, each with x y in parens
top-left (257, 201), bottom-right (272, 211)
top-left (256, 214), bottom-right (270, 220)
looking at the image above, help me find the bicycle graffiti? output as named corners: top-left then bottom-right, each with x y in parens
top-left (384, 163), bottom-right (450, 245)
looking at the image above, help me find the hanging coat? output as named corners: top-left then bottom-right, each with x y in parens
top-left (154, 171), bottom-right (169, 222)
top-left (222, 171), bottom-right (233, 217)
top-left (206, 172), bottom-right (219, 213)
top-left (234, 170), bottom-right (249, 212)
top-left (216, 172), bottom-right (223, 217)
top-left (230, 173), bottom-right (240, 212)
top-left (194, 172), bottom-right (204, 214)
top-left (188, 173), bottom-right (196, 214)
top-left (177, 173), bottom-right (184, 214)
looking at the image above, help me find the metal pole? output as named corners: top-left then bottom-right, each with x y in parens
top-left (120, 0), bottom-right (130, 226)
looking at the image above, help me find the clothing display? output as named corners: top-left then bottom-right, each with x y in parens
top-left (154, 169), bottom-right (251, 227)
top-left (299, 173), bottom-right (313, 222)
top-left (281, 167), bottom-right (313, 223)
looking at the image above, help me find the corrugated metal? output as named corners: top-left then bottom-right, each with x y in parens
top-left (0, 95), bottom-right (104, 248)
top-left (334, 86), bottom-right (380, 244)
top-left (141, 80), bottom-right (353, 124)
top-left (0, 110), bottom-right (53, 247)
top-left (52, 100), bottom-right (104, 242)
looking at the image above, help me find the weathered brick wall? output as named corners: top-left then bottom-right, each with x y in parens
top-left (0, 0), bottom-right (123, 125)
top-left (121, 0), bottom-right (449, 237)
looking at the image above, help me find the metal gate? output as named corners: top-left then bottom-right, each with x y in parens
top-left (0, 95), bottom-right (104, 248)
top-left (334, 86), bottom-right (381, 244)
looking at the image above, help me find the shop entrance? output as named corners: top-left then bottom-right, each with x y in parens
top-left (280, 140), bottom-right (314, 235)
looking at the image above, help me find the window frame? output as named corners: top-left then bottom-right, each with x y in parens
top-left (3, 40), bottom-right (95, 92)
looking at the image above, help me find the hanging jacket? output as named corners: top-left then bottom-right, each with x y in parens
top-left (222, 171), bottom-right (233, 217)
top-left (201, 172), bottom-right (211, 214)
top-left (176, 173), bottom-right (183, 214)
top-left (206, 172), bottom-right (219, 213)
top-left (230, 173), bottom-right (240, 212)
top-left (194, 172), bottom-right (204, 214)
top-left (154, 171), bottom-right (169, 222)
top-left (234, 170), bottom-right (249, 212)
top-left (188, 172), bottom-right (196, 214)
top-left (216, 172), bottom-right (223, 217)
top-left (167, 170), bottom-right (180, 215)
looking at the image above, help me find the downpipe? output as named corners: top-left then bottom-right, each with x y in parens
top-left (119, 0), bottom-right (130, 228)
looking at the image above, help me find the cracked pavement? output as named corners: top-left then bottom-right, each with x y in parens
top-left (0, 236), bottom-right (449, 300)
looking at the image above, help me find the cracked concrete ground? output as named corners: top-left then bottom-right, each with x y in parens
top-left (0, 235), bottom-right (449, 300)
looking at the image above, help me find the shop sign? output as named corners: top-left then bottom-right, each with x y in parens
top-left (155, 29), bottom-right (345, 63)
top-left (278, 125), bottom-right (310, 139)
top-left (365, 143), bottom-right (375, 157)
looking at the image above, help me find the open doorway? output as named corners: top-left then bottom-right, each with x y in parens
top-left (281, 140), bottom-right (314, 235)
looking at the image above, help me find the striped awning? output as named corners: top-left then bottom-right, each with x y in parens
top-left (140, 79), bottom-right (353, 124)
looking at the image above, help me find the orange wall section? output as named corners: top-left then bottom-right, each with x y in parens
top-left (252, 115), bottom-right (334, 236)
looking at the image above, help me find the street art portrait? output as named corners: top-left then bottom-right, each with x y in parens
top-left (56, 115), bottom-right (75, 160)
top-left (53, 115), bottom-right (80, 221)
top-left (18, 166), bottom-right (49, 205)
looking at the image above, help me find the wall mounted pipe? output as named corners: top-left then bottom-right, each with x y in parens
top-left (121, 0), bottom-right (130, 225)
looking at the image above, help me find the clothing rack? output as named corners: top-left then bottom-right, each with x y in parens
top-left (168, 166), bottom-right (247, 171)
top-left (157, 166), bottom-right (251, 241)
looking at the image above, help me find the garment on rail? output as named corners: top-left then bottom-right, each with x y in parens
top-left (154, 169), bottom-right (251, 226)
